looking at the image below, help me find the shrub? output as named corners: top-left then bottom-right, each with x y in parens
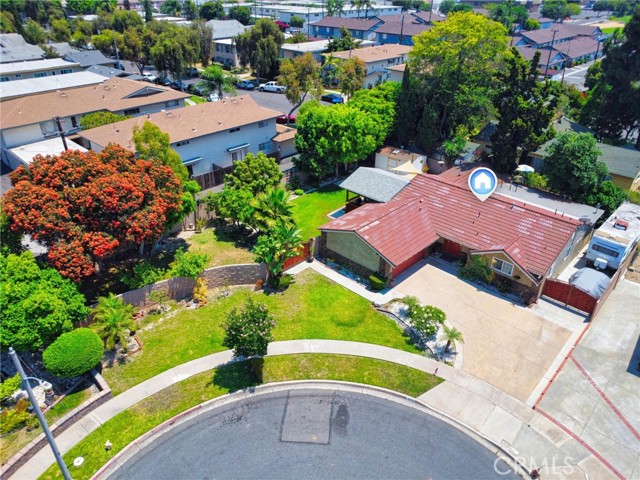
top-left (92, 293), bottom-right (137, 351)
top-left (0, 374), bottom-right (22, 402)
top-left (522, 171), bottom-right (549, 191)
top-left (193, 277), bottom-right (208, 305)
top-left (223, 298), bottom-right (277, 358)
top-left (294, 188), bottom-right (304, 196)
top-left (119, 260), bottom-right (167, 289)
top-left (0, 403), bottom-right (30, 434)
top-left (277, 273), bottom-right (294, 290)
top-left (43, 328), bottom-right (104, 377)
top-left (402, 297), bottom-right (446, 338)
top-left (628, 190), bottom-right (640, 205)
top-left (169, 248), bottom-right (209, 279)
top-left (495, 277), bottom-right (513, 293)
top-left (458, 255), bottom-right (492, 283)
top-left (369, 273), bottom-right (387, 291)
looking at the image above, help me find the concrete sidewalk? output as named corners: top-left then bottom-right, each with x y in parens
top-left (12, 340), bottom-right (609, 480)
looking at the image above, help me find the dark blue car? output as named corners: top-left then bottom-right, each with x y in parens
top-left (321, 92), bottom-right (343, 104)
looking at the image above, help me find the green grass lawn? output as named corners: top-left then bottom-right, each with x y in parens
top-left (186, 227), bottom-right (255, 268)
top-left (41, 355), bottom-right (442, 480)
top-left (188, 95), bottom-right (207, 104)
top-left (0, 386), bottom-right (92, 465)
top-left (102, 270), bottom-right (419, 395)
top-left (291, 184), bottom-right (345, 241)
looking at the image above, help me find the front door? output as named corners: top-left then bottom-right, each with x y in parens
top-left (442, 239), bottom-right (462, 257)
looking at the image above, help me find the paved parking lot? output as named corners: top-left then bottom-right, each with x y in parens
top-left (396, 260), bottom-right (574, 403)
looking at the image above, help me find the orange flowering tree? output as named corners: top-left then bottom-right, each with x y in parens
top-left (3, 145), bottom-right (183, 282)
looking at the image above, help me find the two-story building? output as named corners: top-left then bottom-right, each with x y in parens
top-left (0, 77), bottom-right (189, 163)
top-left (77, 96), bottom-right (282, 191)
top-left (207, 20), bottom-right (249, 68)
top-left (0, 58), bottom-right (82, 82)
top-left (328, 44), bottom-right (411, 88)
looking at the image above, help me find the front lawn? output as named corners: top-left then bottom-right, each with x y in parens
top-left (102, 270), bottom-right (419, 395)
top-left (186, 226), bottom-right (255, 268)
top-left (291, 184), bottom-right (344, 240)
top-left (188, 95), bottom-right (207, 104)
top-left (41, 355), bottom-right (442, 480)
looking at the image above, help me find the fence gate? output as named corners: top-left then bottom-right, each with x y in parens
top-left (542, 279), bottom-right (598, 314)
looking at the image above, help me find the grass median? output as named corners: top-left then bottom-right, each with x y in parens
top-left (40, 354), bottom-right (443, 480)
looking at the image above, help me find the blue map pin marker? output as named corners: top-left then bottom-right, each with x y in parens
top-left (468, 167), bottom-right (497, 202)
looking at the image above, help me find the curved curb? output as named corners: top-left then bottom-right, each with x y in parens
top-left (91, 381), bottom-right (530, 480)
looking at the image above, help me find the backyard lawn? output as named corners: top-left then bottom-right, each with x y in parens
top-left (41, 355), bottom-right (442, 480)
top-left (102, 270), bottom-right (419, 395)
top-left (186, 227), bottom-right (255, 268)
top-left (291, 184), bottom-right (345, 240)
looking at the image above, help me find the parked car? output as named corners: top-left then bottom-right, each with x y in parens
top-left (185, 67), bottom-right (201, 77)
top-left (155, 76), bottom-right (171, 86)
top-left (276, 113), bottom-right (296, 124)
top-left (142, 72), bottom-right (157, 83)
top-left (207, 93), bottom-right (220, 102)
top-left (188, 84), bottom-right (206, 96)
top-left (321, 92), bottom-right (343, 104)
top-left (258, 81), bottom-right (286, 93)
top-left (236, 80), bottom-right (255, 90)
top-left (170, 80), bottom-right (187, 91)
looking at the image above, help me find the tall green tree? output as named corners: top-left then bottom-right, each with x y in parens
top-left (184, 0), bottom-right (198, 20)
top-left (326, 0), bottom-right (346, 16)
top-left (235, 18), bottom-right (285, 81)
top-left (393, 65), bottom-right (421, 147)
top-left (112, 9), bottom-right (143, 32)
top-left (50, 18), bottom-right (72, 42)
top-left (229, 5), bottom-right (252, 25)
top-left (204, 188), bottom-right (254, 228)
top-left (278, 52), bottom-right (324, 123)
top-left (191, 21), bottom-right (214, 67)
top-left (199, 0), bottom-right (224, 20)
top-left (582, 10), bottom-right (640, 146)
top-left (22, 19), bottom-right (46, 44)
top-left (161, 0), bottom-right (182, 16)
top-left (0, 252), bottom-right (89, 351)
top-left (198, 64), bottom-right (237, 98)
top-left (410, 13), bottom-right (508, 142)
top-left (132, 122), bottom-right (200, 223)
top-left (151, 26), bottom-right (200, 81)
top-left (544, 132), bottom-right (607, 202)
top-left (224, 152), bottom-right (283, 196)
top-left (92, 293), bottom-right (137, 351)
top-left (541, 0), bottom-right (581, 21)
top-left (438, 0), bottom-right (455, 14)
top-left (338, 56), bottom-right (366, 99)
top-left (487, 0), bottom-right (528, 32)
top-left (143, 0), bottom-right (153, 22)
top-left (349, 82), bottom-right (399, 145)
top-left (491, 48), bottom-right (557, 173)
top-left (326, 26), bottom-right (360, 52)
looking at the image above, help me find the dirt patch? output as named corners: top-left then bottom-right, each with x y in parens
top-left (595, 20), bottom-right (625, 29)
top-left (625, 252), bottom-right (640, 284)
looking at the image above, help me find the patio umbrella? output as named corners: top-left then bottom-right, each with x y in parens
top-left (515, 164), bottom-right (535, 173)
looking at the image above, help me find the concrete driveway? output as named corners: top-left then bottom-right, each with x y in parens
top-left (396, 261), bottom-right (573, 403)
top-left (537, 279), bottom-right (640, 480)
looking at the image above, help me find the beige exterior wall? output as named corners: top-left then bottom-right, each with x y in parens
top-left (474, 252), bottom-right (537, 288)
top-left (326, 231), bottom-right (382, 272)
top-left (610, 173), bottom-right (633, 191)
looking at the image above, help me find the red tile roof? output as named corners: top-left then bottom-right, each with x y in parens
top-left (321, 171), bottom-right (580, 278)
top-left (321, 197), bottom-right (439, 267)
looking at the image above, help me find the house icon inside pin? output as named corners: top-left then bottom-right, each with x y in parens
top-left (473, 172), bottom-right (492, 192)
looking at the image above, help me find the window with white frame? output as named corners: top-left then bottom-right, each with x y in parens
top-left (492, 257), bottom-right (514, 276)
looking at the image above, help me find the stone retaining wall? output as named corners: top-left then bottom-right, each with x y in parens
top-left (120, 263), bottom-right (267, 308)
top-left (1, 370), bottom-right (111, 479)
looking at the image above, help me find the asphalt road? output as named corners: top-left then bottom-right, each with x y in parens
top-left (107, 388), bottom-right (520, 480)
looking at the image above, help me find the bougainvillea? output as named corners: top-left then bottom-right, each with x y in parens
top-left (3, 145), bottom-right (183, 282)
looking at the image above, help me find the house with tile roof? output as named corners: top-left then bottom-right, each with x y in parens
top-left (77, 96), bottom-right (282, 191)
top-left (326, 44), bottom-right (411, 87)
top-left (319, 166), bottom-right (598, 298)
top-left (0, 77), bottom-right (189, 163)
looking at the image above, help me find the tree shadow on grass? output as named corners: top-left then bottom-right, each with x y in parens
top-left (210, 358), bottom-right (264, 393)
top-left (213, 224), bottom-right (257, 250)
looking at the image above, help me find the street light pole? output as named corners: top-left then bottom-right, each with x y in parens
top-left (544, 28), bottom-right (558, 78)
top-left (9, 348), bottom-right (72, 480)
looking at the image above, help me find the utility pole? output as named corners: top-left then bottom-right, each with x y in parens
top-left (543, 28), bottom-right (558, 78)
top-left (560, 40), bottom-right (571, 85)
top-left (53, 116), bottom-right (69, 151)
top-left (428, 0), bottom-right (433, 25)
top-left (9, 348), bottom-right (72, 480)
top-left (399, 14), bottom-right (405, 44)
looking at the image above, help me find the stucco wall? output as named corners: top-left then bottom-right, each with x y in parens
top-left (476, 252), bottom-right (536, 288)
top-left (325, 231), bottom-right (382, 273)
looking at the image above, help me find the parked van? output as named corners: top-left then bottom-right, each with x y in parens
top-left (586, 202), bottom-right (640, 270)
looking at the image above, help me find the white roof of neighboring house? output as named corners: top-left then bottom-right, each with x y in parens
top-left (0, 58), bottom-right (80, 75)
top-left (0, 34), bottom-right (45, 63)
top-left (281, 40), bottom-right (330, 53)
top-left (0, 71), bottom-right (106, 100)
top-left (8, 137), bottom-right (87, 166)
top-left (205, 20), bottom-right (249, 40)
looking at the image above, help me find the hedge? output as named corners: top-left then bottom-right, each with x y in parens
top-left (43, 328), bottom-right (104, 378)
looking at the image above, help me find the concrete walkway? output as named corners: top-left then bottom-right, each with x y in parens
top-left (13, 340), bottom-right (609, 480)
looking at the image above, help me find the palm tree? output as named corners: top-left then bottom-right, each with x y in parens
top-left (254, 225), bottom-right (303, 285)
top-left (443, 325), bottom-right (464, 353)
top-left (362, 0), bottom-right (372, 18)
top-left (250, 187), bottom-right (295, 233)
top-left (93, 293), bottom-right (137, 352)
top-left (198, 65), bottom-right (237, 99)
top-left (350, 0), bottom-right (363, 18)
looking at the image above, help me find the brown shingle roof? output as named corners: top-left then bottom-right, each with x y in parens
top-left (374, 21), bottom-right (431, 36)
top-left (330, 44), bottom-right (411, 62)
top-left (0, 77), bottom-right (189, 129)
top-left (78, 96), bottom-right (281, 149)
top-left (273, 124), bottom-right (296, 142)
top-left (519, 24), bottom-right (600, 45)
top-left (552, 36), bottom-right (600, 59)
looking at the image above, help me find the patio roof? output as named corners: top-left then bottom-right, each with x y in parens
top-left (339, 167), bottom-right (410, 203)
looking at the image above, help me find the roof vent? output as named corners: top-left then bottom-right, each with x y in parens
top-left (614, 219), bottom-right (629, 231)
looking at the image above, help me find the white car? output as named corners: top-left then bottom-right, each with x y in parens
top-left (142, 72), bottom-right (157, 83)
top-left (207, 93), bottom-right (220, 102)
top-left (258, 81), bottom-right (286, 93)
